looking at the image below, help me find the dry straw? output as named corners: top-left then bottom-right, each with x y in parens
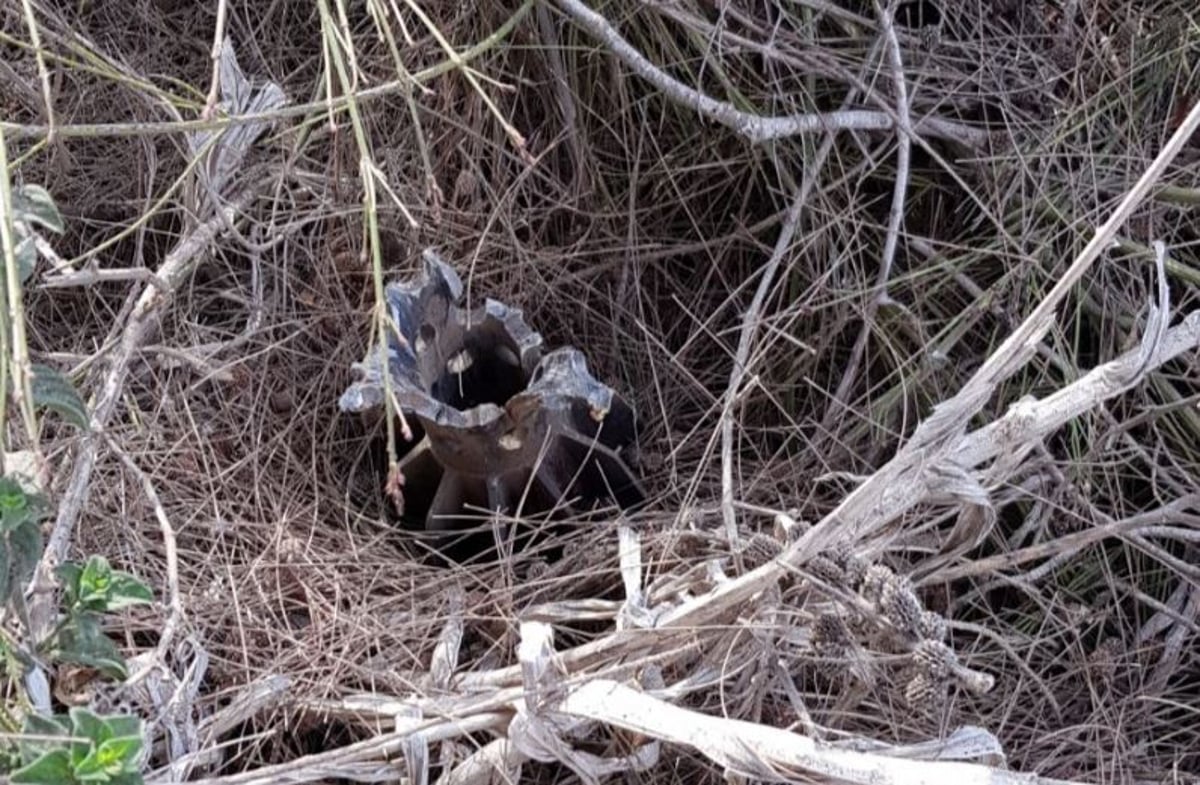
top-left (2, 0), bottom-right (1199, 782)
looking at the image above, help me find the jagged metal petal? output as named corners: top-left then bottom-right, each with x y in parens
top-left (340, 248), bottom-right (644, 532)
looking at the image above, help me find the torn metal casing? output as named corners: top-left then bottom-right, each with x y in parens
top-left (339, 249), bottom-right (644, 533)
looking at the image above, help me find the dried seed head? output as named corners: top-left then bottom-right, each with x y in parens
top-left (812, 614), bottom-right (852, 679)
top-left (905, 672), bottom-right (946, 713)
top-left (741, 533), bottom-right (784, 569)
top-left (843, 553), bottom-right (868, 590)
top-left (826, 543), bottom-right (853, 569)
top-left (812, 613), bottom-right (851, 647)
top-left (524, 558), bottom-right (549, 580)
top-left (919, 610), bottom-right (948, 642)
top-left (807, 555), bottom-right (846, 584)
top-left (1088, 637), bottom-right (1122, 683)
top-left (879, 578), bottom-right (924, 639)
top-left (859, 564), bottom-right (895, 605)
top-left (912, 639), bottom-right (957, 681)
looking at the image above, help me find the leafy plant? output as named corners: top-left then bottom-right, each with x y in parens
top-left (7, 183), bottom-right (63, 285)
top-left (1, 132), bottom-right (148, 785)
top-left (28, 364), bottom-right (88, 430)
top-left (0, 476), bottom-right (49, 616)
top-left (2, 178), bottom-right (87, 442)
top-left (48, 556), bottom-right (154, 679)
top-left (10, 707), bottom-right (144, 785)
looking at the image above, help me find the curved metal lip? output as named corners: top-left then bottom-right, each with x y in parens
top-left (340, 249), bottom-right (645, 530)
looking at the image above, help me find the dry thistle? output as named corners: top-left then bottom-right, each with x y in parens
top-left (904, 671), bottom-right (947, 714)
top-left (812, 613), bottom-right (852, 678)
top-left (741, 532), bottom-right (784, 570)
top-left (912, 639), bottom-right (957, 681)
top-left (807, 554), bottom-right (846, 584)
top-left (822, 544), bottom-right (869, 590)
top-left (858, 564), bottom-right (895, 606)
top-left (879, 577), bottom-right (924, 639)
top-left (918, 610), bottom-right (948, 642)
top-left (912, 639), bottom-right (996, 696)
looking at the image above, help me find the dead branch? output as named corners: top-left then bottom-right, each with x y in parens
top-left (826, 0), bottom-right (914, 421)
top-left (104, 436), bottom-right (185, 658)
top-left (557, 679), bottom-right (1081, 785)
top-left (23, 186), bottom-right (260, 711)
top-left (553, 0), bottom-right (993, 149)
top-left (39, 265), bottom-right (169, 290)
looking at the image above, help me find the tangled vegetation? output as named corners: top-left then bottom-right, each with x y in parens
top-left (0, 0), bottom-right (1198, 782)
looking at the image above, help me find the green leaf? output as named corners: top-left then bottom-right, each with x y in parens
top-left (57, 561), bottom-right (84, 608)
top-left (104, 572), bottom-right (153, 610)
top-left (68, 708), bottom-right (112, 745)
top-left (29, 364), bottom-right (89, 430)
top-left (18, 714), bottom-right (73, 765)
top-left (12, 185), bottom-right (64, 234)
top-left (74, 735), bottom-right (141, 781)
top-left (79, 556), bottom-right (115, 610)
top-left (14, 233), bottom-right (37, 284)
top-left (99, 717), bottom-right (141, 741)
top-left (2, 520), bottom-right (43, 606)
top-left (51, 615), bottom-right (127, 680)
top-left (23, 713), bottom-right (72, 737)
top-left (0, 476), bottom-right (33, 532)
top-left (60, 557), bottom-right (150, 613)
top-left (10, 748), bottom-right (75, 784)
top-left (72, 752), bottom-right (109, 781)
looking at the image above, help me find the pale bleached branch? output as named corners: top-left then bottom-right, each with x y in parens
top-left (554, 0), bottom-right (992, 149)
top-left (558, 679), bottom-right (1081, 785)
top-left (826, 0), bottom-right (914, 421)
top-left (24, 186), bottom-right (261, 713)
top-left (104, 436), bottom-right (185, 658)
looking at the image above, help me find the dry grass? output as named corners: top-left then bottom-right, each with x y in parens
top-left (2, 0), bottom-right (1200, 781)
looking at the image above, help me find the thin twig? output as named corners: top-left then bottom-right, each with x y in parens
top-left (825, 0), bottom-right (913, 427)
top-left (662, 308), bottom-right (1200, 633)
top-left (19, 0), bottom-right (56, 142)
top-left (39, 265), bottom-right (169, 290)
top-left (201, 0), bottom-right (230, 119)
top-left (0, 0), bottom-right (534, 141)
top-left (553, 0), bottom-right (992, 149)
top-left (25, 187), bottom-right (259, 686)
top-left (104, 435), bottom-right (185, 658)
top-left (926, 495), bottom-right (1200, 584)
top-left (718, 31), bottom-right (888, 564)
top-left (185, 713), bottom-right (508, 785)
top-left (559, 679), bottom-right (1083, 785)
top-left (782, 97), bottom-right (1200, 565)
top-left (0, 123), bottom-right (38, 450)
top-left (719, 144), bottom-right (834, 562)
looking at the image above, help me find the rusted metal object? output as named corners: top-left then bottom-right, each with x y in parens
top-left (340, 250), bottom-right (644, 537)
